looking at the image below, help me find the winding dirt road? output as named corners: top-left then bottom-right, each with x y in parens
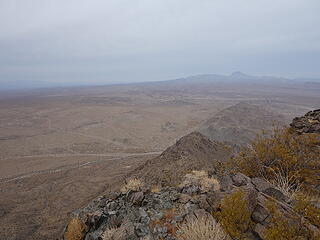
top-left (0, 151), bottom-right (161, 183)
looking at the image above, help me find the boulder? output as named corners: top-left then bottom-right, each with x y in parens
top-left (290, 109), bottom-right (320, 134)
top-left (251, 178), bottom-right (272, 192)
top-left (219, 175), bottom-right (234, 192)
top-left (130, 191), bottom-right (144, 206)
top-left (262, 187), bottom-right (288, 203)
top-left (232, 172), bottom-right (251, 186)
top-left (252, 204), bottom-right (269, 224)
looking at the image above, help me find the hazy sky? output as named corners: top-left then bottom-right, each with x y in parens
top-left (0, 0), bottom-right (319, 87)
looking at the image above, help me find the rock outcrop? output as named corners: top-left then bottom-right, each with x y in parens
top-left (63, 173), bottom-right (319, 240)
top-left (290, 109), bottom-right (320, 134)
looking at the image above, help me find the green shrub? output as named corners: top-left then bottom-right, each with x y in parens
top-left (293, 192), bottom-right (320, 228)
top-left (265, 200), bottom-right (319, 240)
top-left (230, 127), bottom-right (320, 194)
top-left (215, 190), bottom-right (251, 239)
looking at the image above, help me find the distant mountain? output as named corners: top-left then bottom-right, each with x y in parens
top-left (168, 72), bottom-right (291, 84)
top-left (130, 132), bottom-right (231, 186)
top-left (2, 72), bottom-right (319, 91)
top-left (198, 102), bottom-right (286, 147)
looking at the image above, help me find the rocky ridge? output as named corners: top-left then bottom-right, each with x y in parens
top-left (129, 132), bottom-right (230, 186)
top-left (63, 172), bottom-right (319, 240)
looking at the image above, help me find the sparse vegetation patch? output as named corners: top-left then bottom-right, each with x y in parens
top-left (177, 215), bottom-right (229, 240)
top-left (120, 178), bottom-right (144, 193)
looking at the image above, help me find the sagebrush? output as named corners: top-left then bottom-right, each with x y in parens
top-left (230, 127), bottom-right (320, 194)
top-left (177, 215), bottom-right (229, 240)
top-left (120, 178), bottom-right (144, 193)
top-left (180, 170), bottom-right (220, 193)
top-left (215, 190), bottom-right (252, 239)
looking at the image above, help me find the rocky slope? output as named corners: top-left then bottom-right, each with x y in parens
top-left (198, 102), bottom-right (286, 147)
top-left (129, 132), bottom-right (231, 186)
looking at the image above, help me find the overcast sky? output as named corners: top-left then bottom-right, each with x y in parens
top-left (0, 0), bottom-right (319, 88)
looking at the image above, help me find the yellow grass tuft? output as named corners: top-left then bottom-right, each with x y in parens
top-left (120, 178), bottom-right (144, 193)
top-left (177, 215), bottom-right (229, 240)
top-left (180, 170), bottom-right (220, 193)
top-left (151, 184), bottom-right (161, 193)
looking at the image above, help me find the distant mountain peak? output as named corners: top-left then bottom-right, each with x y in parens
top-left (230, 71), bottom-right (251, 78)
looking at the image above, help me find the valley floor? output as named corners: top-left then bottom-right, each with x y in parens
top-left (0, 81), bottom-right (319, 239)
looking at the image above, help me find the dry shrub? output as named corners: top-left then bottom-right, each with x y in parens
top-left (264, 200), bottom-right (319, 240)
top-left (215, 190), bottom-right (251, 239)
top-left (151, 184), bottom-right (161, 193)
top-left (181, 170), bottom-right (220, 192)
top-left (230, 127), bottom-right (320, 195)
top-left (177, 215), bottom-right (229, 240)
top-left (267, 173), bottom-right (301, 200)
top-left (120, 178), bottom-right (144, 193)
top-left (64, 218), bottom-right (87, 240)
top-left (293, 191), bottom-right (320, 228)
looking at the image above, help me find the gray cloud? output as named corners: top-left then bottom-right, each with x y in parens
top-left (0, 0), bottom-right (319, 88)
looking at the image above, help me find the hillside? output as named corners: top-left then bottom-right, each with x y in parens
top-left (63, 110), bottom-right (320, 240)
top-left (130, 132), bottom-right (231, 186)
top-left (198, 102), bottom-right (286, 146)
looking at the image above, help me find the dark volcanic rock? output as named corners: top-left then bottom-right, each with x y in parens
top-left (290, 109), bottom-right (320, 134)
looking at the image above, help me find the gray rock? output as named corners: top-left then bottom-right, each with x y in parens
top-left (130, 191), bottom-right (144, 206)
top-left (243, 187), bottom-right (258, 212)
top-left (253, 223), bottom-right (267, 240)
top-left (220, 175), bottom-right (234, 192)
top-left (198, 194), bottom-right (211, 212)
top-left (106, 201), bottom-right (118, 211)
top-left (182, 184), bottom-right (200, 195)
top-left (184, 202), bottom-right (199, 213)
top-left (108, 210), bottom-right (117, 215)
top-left (178, 193), bottom-right (193, 204)
top-left (232, 173), bottom-right (251, 187)
top-left (251, 178), bottom-right (272, 192)
top-left (262, 187), bottom-right (288, 202)
top-left (206, 191), bottom-right (227, 211)
top-left (135, 223), bottom-right (150, 237)
top-left (290, 109), bottom-right (320, 134)
top-left (139, 208), bottom-right (148, 218)
top-left (252, 204), bottom-right (269, 223)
